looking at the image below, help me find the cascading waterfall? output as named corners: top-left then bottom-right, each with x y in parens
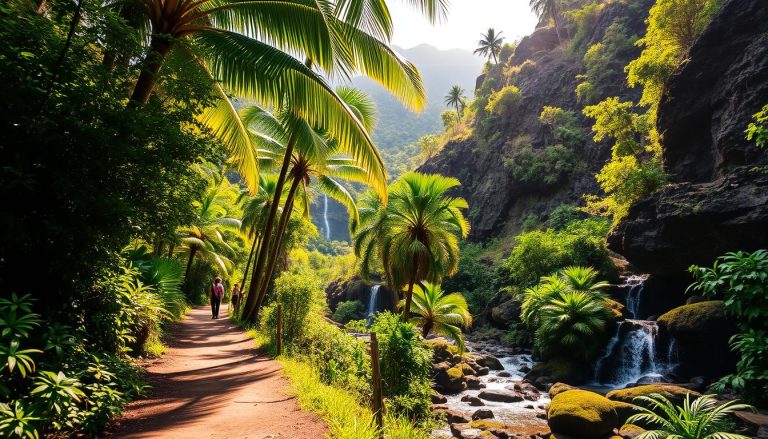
top-left (322, 195), bottom-right (331, 240)
top-left (624, 275), bottom-right (648, 319)
top-left (367, 285), bottom-right (381, 324)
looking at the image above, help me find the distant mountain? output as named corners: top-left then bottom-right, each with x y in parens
top-left (313, 45), bottom-right (486, 244)
top-left (353, 44), bottom-right (486, 152)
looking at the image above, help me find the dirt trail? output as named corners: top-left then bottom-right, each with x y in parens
top-left (112, 306), bottom-right (327, 438)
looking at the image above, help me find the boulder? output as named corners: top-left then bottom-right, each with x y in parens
top-left (434, 365), bottom-right (467, 393)
top-left (461, 394), bottom-right (485, 406)
top-left (606, 384), bottom-right (701, 408)
top-left (466, 375), bottom-right (483, 390)
top-left (472, 409), bottom-right (495, 420)
top-left (475, 355), bottom-right (504, 371)
top-left (657, 301), bottom-right (737, 378)
top-left (548, 382), bottom-right (576, 398)
top-left (427, 338), bottom-right (459, 363)
top-left (613, 401), bottom-right (642, 425)
top-left (431, 390), bottom-right (448, 404)
top-left (437, 408), bottom-right (471, 424)
top-left (618, 424), bottom-right (646, 439)
top-left (450, 423), bottom-right (484, 439)
top-left (478, 390), bottom-right (525, 403)
top-left (547, 390), bottom-right (619, 439)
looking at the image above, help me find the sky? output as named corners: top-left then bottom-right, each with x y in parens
top-left (389, 0), bottom-right (539, 51)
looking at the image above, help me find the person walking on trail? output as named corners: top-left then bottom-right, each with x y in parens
top-left (230, 283), bottom-right (241, 314)
top-left (210, 277), bottom-right (224, 319)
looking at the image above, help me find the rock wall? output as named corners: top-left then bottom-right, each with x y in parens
top-left (421, 0), bottom-right (653, 241)
top-left (608, 0), bottom-right (768, 275)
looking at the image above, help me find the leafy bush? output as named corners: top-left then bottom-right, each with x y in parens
top-left (370, 312), bottom-right (432, 421)
top-left (747, 104), bottom-right (768, 157)
top-left (576, 22), bottom-right (637, 104)
top-left (332, 301), bottom-right (366, 324)
top-left (547, 204), bottom-right (584, 230)
top-left (689, 250), bottom-right (768, 403)
top-left (539, 106), bottom-right (585, 149)
top-left (501, 218), bottom-right (614, 287)
top-left (485, 85), bottom-right (523, 117)
top-left (507, 144), bottom-right (577, 187)
top-left (259, 272), bottom-right (324, 352)
top-left (442, 243), bottom-right (500, 317)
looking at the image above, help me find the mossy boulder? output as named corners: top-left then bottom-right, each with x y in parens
top-left (606, 299), bottom-right (630, 321)
top-left (618, 424), bottom-right (645, 439)
top-left (657, 301), bottom-right (737, 378)
top-left (548, 382), bottom-right (576, 398)
top-left (547, 390), bottom-right (618, 438)
top-left (612, 401), bottom-right (641, 425)
top-left (606, 384), bottom-right (700, 408)
top-left (427, 338), bottom-right (459, 363)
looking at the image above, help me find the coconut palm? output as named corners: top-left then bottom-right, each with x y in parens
top-left (444, 85), bottom-right (466, 118)
top-left (115, 0), bottom-right (440, 193)
top-left (474, 28), bottom-right (504, 63)
top-left (354, 172), bottom-right (470, 321)
top-left (242, 87), bottom-right (381, 320)
top-left (520, 275), bottom-right (569, 327)
top-left (177, 171), bottom-right (242, 281)
top-left (627, 394), bottom-right (754, 439)
top-left (529, 0), bottom-right (565, 44)
top-left (406, 282), bottom-right (472, 352)
top-left (558, 266), bottom-right (609, 295)
top-left (535, 290), bottom-right (611, 360)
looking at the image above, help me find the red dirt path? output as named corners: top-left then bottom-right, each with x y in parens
top-left (110, 306), bottom-right (327, 438)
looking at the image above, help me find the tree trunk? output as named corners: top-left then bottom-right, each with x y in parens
top-left (421, 322), bottom-right (432, 338)
top-left (184, 248), bottom-right (197, 281)
top-left (240, 235), bottom-right (259, 295)
top-left (253, 176), bottom-right (302, 317)
top-left (401, 260), bottom-right (419, 322)
top-left (167, 244), bottom-right (175, 258)
top-left (242, 137), bottom-right (296, 320)
top-left (129, 36), bottom-right (173, 105)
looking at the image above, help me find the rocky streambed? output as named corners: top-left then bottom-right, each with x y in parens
top-left (429, 339), bottom-right (550, 439)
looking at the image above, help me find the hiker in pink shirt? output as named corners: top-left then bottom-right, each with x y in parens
top-left (210, 276), bottom-right (224, 319)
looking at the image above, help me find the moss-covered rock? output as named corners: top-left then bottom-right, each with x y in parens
top-left (618, 424), bottom-right (645, 439)
top-left (459, 362), bottom-right (477, 376)
top-left (547, 390), bottom-right (618, 438)
top-left (469, 419), bottom-right (505, 430)
top-left (548, 382), bottom-right (576, 398)
top-left (606, 299), bottom-right (629, 321)
top-left (612, 401), bottom-right (641, 425)
top-left (427, 338), bottom-right (459, 362)
top-left (606, 384), bottom-right (700, 408)
top-left (657, 301), bottom-right (737, 378)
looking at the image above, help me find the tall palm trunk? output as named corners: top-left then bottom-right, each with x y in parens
top-left (129, 36), bottom-right (173, 105)
top-left (401, 261), bottom-right (419, 322)
top-left (242, 137), bottom-right (296, 320)
top-left (421, 322), bottom-right (433, 338)
top-left (253, 175), bottom-right (302, 316)
top-left (240, 235), bottom-right (259, 293)
top-left (184, 247), bottom-right (198, 281)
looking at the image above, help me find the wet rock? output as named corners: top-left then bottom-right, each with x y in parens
top-left (632, 374), bottom-right (670, 385)
top-left (497, 371), bottom-right (512, 378)
top-left (478, 390), bottom-right (525, 403)
top-left (476, 366), bottom-right (491, 376)
top-left (472, 409), bottom-right (495, 420)
top-left (450, 423), bottom-right (484, 439)
top-left (689, 376), bottom-right (707, 392)
top-left (461, 395), bottom-right (485, 406)
top-left (438, 408), bottom-right (471, 424)
top-left (619, 424), bottom-right (646, 439)
top-left (431, 390), bottom-right (448, 404)
top-left (434, 365), bottom-right (468, 394)
top-left (466, 375), bottom-right (483, 390)
top-left (475, 355), bottom-right (504, 371)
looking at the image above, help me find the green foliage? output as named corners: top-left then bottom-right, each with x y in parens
top-left (407, 283), bottom-right (472, 352)
top-left (441, 110), bottom-right (459, 130)
top-left (576, 22), bottom-right (637, 104)
top-left (539, 106), bottom-right (585, 149)
top-left (370, 312), bottom-right (433, 421)
top-left (627, 394), bottom-right (753, 439)
top-left (689, 250), bottom-right (768, 403)
top-left (332, 301), bottom-right (366, 324)
top-left (521, 267), bottom-right (611, 362)
top-left (507, 144), bottom-right (577, 187)
top-left (583, 98), bottom-right (665, 223)
top-left (547, 204), bottom-right (583, 230)
top-left (501, 219), bottom-right (613, 287)
top-left (566, 2), bottom-right (604, 54)
top-left (442, 243), bottom-right (500, 317)
top-left (259, 272), bottom-right (324, 352)
top-left (485, 85), bottom-right (523, 117)
top-left (747, 104), bottom-right (768, 154)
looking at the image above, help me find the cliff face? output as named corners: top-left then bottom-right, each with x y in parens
top-left (608, 0), bottom-right (768, 274)
top-left (421, 0), bottom-right (652, 241)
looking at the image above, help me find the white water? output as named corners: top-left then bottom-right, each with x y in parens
top-left (624, 275), bottom-right (648, 319)
top-left (595, 320), bottom-right (661, 387)
top-left (322, 195), bottom-right (331, 240)
top-left (367, 285), bottom-right (381, 324)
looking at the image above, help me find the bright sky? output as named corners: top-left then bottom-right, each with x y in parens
top-left (389, 0), bottom-right (539, 51)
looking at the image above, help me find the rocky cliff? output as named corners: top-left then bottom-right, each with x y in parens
top-left (608, 0), bottom-right (768, 274)
top-left (421, 0), bottom-right (653, 241)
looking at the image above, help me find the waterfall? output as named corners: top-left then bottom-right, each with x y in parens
top-left (623, 275), bottom-right (648, 319)
top-left (367, 285), bottom-right (381, 324)
top-left (594, 320), bottom-right (661, 386)
top-left (323, 195), bottom-right (331, 240)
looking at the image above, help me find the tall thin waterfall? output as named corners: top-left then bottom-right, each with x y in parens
top-left (367, 285), bottom-right (381, 324)
top-left (624, 275), bottom-right (648, 319)
top-left (323, 195), bottom-right (331, 240)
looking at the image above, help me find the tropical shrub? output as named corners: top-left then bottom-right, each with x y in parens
top-left (688, 250), bottom-right (768, 403)
top-left (259, 272), bottom-right (324, 352)
top-left (547, 204), bottom-right (584, 230)
top-left (406, 283), bottom-right (472, 352)
top-left (576, 22), bottom-right (637, 104)
top-left (442, 243), bottom-right (500, 317)
top-left (485, 85), bottom-right (523, 117)
top-left (333, 301), bottom-right (366, 324)
top-left (747, 104), bottom-right (768, 160)
top-left (501, 218), bottom-right (613, 287)
top-left (627, 394), bottom-right (754, 439)
top-left (370, 312), bottom-right (432, 421)
top-left (507, 144), bottom-right (577, 187)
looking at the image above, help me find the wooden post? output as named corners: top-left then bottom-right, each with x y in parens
top-left (276, 304), bottom-right (283, 356)
top-left (370, 332), bottom-right (384, 436)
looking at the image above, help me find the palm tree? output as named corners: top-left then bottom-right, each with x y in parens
top-left (627, 394), bottom-right (754, 439)
top-left (444, 85), bottom-right (466, 118)
top-left (242, 88), bottom-right (381, 320)
top-left (557, 266), bottom-right (609, 294)
top-left (520, 275), bottom-right (569, 327)
top-left (177, 170), bottom-right (242, 281)
top-left (354, 172), bottom-right (470, 321)
top-left (529, 0), bottom-right (565, 44)
top-left (115, 0), bottom-right (439, 192)
top-left (535, 290), bottom-right (611, 360)
top-left (474, 28), bottom-right (504, 63)
top-left (406, 282), bottom-right (472, 352)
